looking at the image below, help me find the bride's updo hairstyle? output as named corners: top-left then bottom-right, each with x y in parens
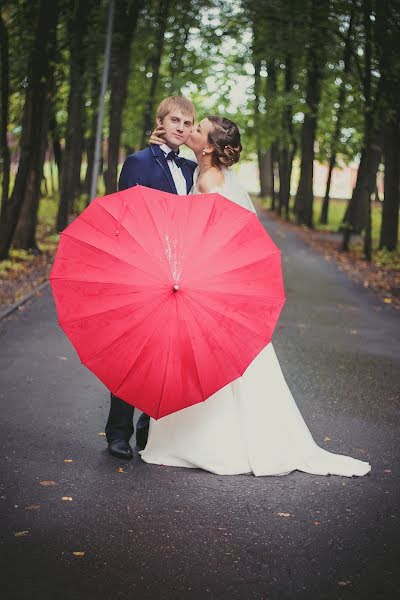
top-left (207, 116), bottom-right (242, 168)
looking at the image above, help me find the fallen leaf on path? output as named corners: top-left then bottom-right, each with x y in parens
top-left (313, 521), bottom-right (321, 526)
top-left (117, 467), bottom-right (125, 473)
top-left (324, 437), bottom-right (331, 442)
top-left (72, 551), bottom-right (85, 556)
top-left (337, 581), bottom-right (351, 587)
top-left (14, 531), bottom-right (30, 537)
top-left (98, 432), bottom-right (106, 436)
top-left (383, 298), bottom-right (392, 304)
top-left (63, 459), bottom-right (73, 463)
top-left (383, 469), bottom-right (392, 473)
top-left (277, 512), bottom-right (292, 518)
top-left (25, 504), bottom-right (40, 511)
top-left (39, 480), bottom-right (57, 486)
top-left (61, 496), bottom-right (73, 501)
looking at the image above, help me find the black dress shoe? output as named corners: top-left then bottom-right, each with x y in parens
top-left (108, 439), bottom-right (133, 459)
top-left (136, 427), bottom-right (149, 451)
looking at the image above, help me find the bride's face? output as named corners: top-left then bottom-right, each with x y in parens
top-left (186, 118), bottom-right (213, 153)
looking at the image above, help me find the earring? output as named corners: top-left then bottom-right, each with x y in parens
top-left (202, 149), bottom-right (206, 155)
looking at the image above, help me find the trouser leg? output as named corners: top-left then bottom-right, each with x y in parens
top-left (105, 393), bottom-right (135, 443)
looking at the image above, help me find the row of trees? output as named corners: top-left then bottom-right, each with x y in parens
top-left (0, 0), bottom-right (399, 262)
top-left (244, 0), bottom-right (400, 258)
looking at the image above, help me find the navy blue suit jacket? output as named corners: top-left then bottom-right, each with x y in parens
top-left (118, 144), bottom-right (197, 194)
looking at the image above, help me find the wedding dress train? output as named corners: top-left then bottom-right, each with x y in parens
top-left (140, 168), bottom-right (371, 477)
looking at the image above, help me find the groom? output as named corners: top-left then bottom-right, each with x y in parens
top-left (106, 95), bottom-right (197, 459)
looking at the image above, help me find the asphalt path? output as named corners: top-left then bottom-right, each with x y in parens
top-left (1, 206), bottom-right (399, 600)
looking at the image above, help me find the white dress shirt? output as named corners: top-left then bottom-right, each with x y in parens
top-left (160, 143), bottom-right (187, 196)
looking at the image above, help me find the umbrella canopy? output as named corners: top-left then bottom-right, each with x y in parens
top-left (50, 185), bottom-right (285, 419)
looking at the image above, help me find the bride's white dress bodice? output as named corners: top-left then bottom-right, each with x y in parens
top-left (191, 167), bottom-right (257, 213)
top-left (140, 168), bottom-right (371, 477)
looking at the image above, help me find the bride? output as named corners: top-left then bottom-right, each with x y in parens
top-left (141, 115), bottom-right (371, 477)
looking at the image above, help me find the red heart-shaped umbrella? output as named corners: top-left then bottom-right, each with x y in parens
top-left (50, 185), bottom-right (285, 418)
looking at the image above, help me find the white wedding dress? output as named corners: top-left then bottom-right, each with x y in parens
top-left (140, 168), bottom-right (371, 477)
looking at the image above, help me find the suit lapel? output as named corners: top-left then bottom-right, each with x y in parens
top-left (150, 145), bottom-right (177, 194)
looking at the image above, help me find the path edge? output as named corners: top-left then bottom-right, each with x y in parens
top-left (0, 280), bottom-right (50, 322)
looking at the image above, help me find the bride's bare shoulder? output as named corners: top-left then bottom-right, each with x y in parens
top-left (197, 167), bottom-right (225, 193)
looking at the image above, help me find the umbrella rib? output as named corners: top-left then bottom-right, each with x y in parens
top-left (113, 304), bottom-right (170, 400)
top-left (181, 295), bottom-right (244, 379)
top-left (126, 194), bottom-right (175, 275)
top-left (58, 295), bottom-right (162, 325)
top-left (94, 201), bottom-right (169, 270)
top-left (187, 252), bottom-right (282, 285)
top-left (154, 312), bottom-right (175, 420)
top-left (59, 233), bottom-right (166, 281)
top-left (183, 196), bottom-right (255, 266)
top-left (178, 297), bottom-right (206, 402)
top-left (81, 295), bottom-right (168, 365)
top-left (187, 288), bottom-right (285, 301)
top-left (49, 277), bottom-right (159, 288)
top-left (184, 291), bottom-right (270, 348)
top-left (185, 208), bottom-right (261, 263)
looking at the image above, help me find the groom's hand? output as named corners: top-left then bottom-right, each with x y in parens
top-left (149, 125), bottom-right (166, 145)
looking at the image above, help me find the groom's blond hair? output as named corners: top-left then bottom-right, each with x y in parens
top-left (156, 96), bottom-right (195, 123)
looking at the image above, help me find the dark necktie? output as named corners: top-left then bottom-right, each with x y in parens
top-left (166, 150), bottom-right (184, 168)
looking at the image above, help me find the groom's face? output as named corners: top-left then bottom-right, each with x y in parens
top-left (157, 110), bottom-right (194, 151)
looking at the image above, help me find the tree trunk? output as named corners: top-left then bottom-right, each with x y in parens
top-left (253, 57), bottom-right (273, 198)
top-left (49, 114), bottom-right (62, 189)
top-left (56, 0), bottom-right (91, 232)
top-left (341, 142), bottom-right (382, 250)
top-left (379, 121), bottom-right (400, 250)
top-left (320, 9), bottom-right (354, 225)
top-left (0, 12), bottom-right (10, 217)
top-left (0, 0), bottom-right (58, 259)
top-left (341, 0), bottom-right (382, 258)
top-left (278, 54), bottom-right (296, 220)
top-left (294, 0), bottom-right (326, 228)
top-left (376, 0), bottom-right (400, 251)
top-left (140, 0), bottom-right (171, 148)
top-left (270, 143), bottom-right (278, 211)
top-left (258, 149), bottom-right (273, 198)
top-left (103, 0), bottom-right (143, 194)
top-left (13, 125), bottom-right (48, 250)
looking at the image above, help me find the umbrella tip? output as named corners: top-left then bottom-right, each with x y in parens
top-left (173, 284), bottom-right (179, 292)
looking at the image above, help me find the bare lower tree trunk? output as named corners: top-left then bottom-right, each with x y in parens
top-left (57, 0), bottom-right (91, 232)
top-left (140, 0), bottom-right (171, 148)
top-left (258, 149), bottom-right (273, 198)
top-left (0, 0), bottom-right (58, 259)
top-left (294, 0), bottom-right (327, 228)
top-left (320, 9), bottom-right (354, 225)
top-left (49, 114), bottom-right (62, 189)
top-left (341, 0), bottom-right (381, 259)
top-left (0, 12), bottom-right (10, 216)
top-left (341, 143), bottom-right (382, 250)
top-left (103, 0), bottom-right (143, 195)
top-left (376, 0), bottom-right (400, 251)
top-left (278, 54), bottom-right (296, 220)
top-left (13, 125), bottom-right (48, 250)
top-left (270, 143), bottom-right (278, 211)
top-left (379, 121), bottom-right (400, 250)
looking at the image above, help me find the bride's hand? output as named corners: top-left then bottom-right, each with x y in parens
top-left (149, 125), bottom-right (166, 145)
